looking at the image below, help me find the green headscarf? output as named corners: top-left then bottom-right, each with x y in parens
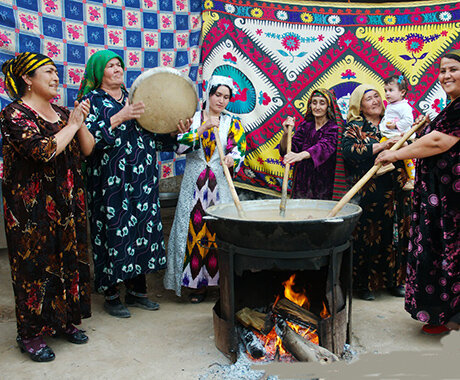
top-left (77, 50), bottom-right (125, 101)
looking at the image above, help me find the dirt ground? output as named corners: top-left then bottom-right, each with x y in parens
top-left (0, 206), bottom-right (459, 380)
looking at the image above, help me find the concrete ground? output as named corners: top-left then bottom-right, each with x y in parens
top-left (0, 206), bottom-right (458, 379)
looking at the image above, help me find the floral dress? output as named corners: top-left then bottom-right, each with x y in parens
top-left (0, 100), bottom-right (91, 338)
top-left (164, 111), bottom-right (246, 296)
top-left (405, 97), bottom-right (460, 326)
top-left (341, 117), bottom-right (411, 292)
top-left (82, 89), bottom-right (176, 292)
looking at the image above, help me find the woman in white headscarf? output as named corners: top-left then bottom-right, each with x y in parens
top-left (164, 76), bottom-right (246, 302)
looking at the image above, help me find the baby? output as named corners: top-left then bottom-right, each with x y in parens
top-left (378, 75), bottom-right (415, 190)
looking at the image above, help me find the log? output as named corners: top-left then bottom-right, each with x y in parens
top-left (238, 326), bottom-right (266, 359)
top-left (236, 307), bottom-right (266, 332)
top-left (273, 298), bottom-right (319, 328)
top-left (278, 320), bottom-right (339, 363)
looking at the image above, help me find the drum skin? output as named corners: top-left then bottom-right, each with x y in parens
top-left (129, 67), bottom-right (198, 134)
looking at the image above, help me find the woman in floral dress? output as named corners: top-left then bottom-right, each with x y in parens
top-left (1, 52), bottom-right (94, 361)
top-left (164, 75), bottom-right (246, 302)
top-left (377, 50), bottom-right (460, 334)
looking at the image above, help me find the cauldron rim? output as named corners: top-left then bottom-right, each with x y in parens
top-left (205, 199), bottom-right (362, 224)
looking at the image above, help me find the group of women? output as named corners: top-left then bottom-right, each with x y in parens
top-left (0, 48), bottom-right (458, 362)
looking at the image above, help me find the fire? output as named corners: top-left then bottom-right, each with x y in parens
top-left (320, 302), bottom-right (331, 319)
top-left (282, 274), bottom-right (310, 309)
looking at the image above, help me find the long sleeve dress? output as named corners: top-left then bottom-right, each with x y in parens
top-left (405, 97), bottom-right (460, 326)
top-left (0, 100), bottom-right (91, 338)
top-left (282, 119), bottom-right (338, 199)
top-left (341, 117), bottom-right (411, 292)
top-left (164, 111), bottom-right (246, 296)
top-left (82, 89), bottom-right (176, 292)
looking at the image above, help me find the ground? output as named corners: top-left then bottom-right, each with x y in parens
top-left (0, 206), bottom-right (458, 380)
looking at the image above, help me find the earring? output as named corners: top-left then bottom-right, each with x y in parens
top-left (27, 85), bottom-right (31, 91)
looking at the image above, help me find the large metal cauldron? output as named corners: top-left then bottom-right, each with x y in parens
top-left (205, 199), bottom-right (362, 251)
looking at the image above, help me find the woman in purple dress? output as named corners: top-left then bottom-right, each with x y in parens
top-left (279, 88), bottom-right (343, 199)
top-left (376, 50), bottom-right (460, 335)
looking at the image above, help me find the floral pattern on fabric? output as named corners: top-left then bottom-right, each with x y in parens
top-left (405, 97), bottom-right (460, 326)
top-left (0, 100), bottom-right (91, 338)
top-left (342, 117), bottom-right (411, 292)
top-left (83, 89), bottom-right (175, 292)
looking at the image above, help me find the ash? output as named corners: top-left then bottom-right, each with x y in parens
top-left (198, 345), bottom-right (278, 380)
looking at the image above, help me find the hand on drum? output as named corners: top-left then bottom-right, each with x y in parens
top-left (118, 99), bottom-right (145, 124)
top-left (221, 154), bottom-right (234, 168)
top-left (174, 118), bottom-right (192, 135)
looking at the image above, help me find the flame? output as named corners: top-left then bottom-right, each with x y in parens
top-left (320, 302), bottom-right (331, 319)
top-left (282, 274), bottom-right (310, 309)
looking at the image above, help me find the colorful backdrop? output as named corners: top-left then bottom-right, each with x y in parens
top-left (0, 0), bottom-right (203, 179)
top-left (201, 0), bottom-right (460, 196)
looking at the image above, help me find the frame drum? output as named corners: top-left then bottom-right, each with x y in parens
top-left (129, 67), bottom-right (198, 134)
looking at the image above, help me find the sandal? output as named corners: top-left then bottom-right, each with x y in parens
top-left (188, 290), bottom-right (207, 304)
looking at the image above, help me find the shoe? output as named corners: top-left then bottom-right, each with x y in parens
top-left (188, 291), bottom-right (207, 304)
top-left (125, 293), bottom-right (160, 311)
top-left (389, 285), bottom-right (405, 297)
top-left (103, 301), bottom-right (131, 318)
top-left (359, 290), bottom-right (375, 301)
top-left (17, 336), bottom-right (55, 362)
top-left (421, 324), bottom-right (450, 335)
top-left (375, 163), bottom-right (395, 177)
top-left (63, 325), bottom-right (88, 344)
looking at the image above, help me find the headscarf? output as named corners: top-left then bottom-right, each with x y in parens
top-left (204, 75), bottom-right (235, 113)
top-left (442, 49), bottom-right (460, 62)
top-left (304, 88), bottom-right (344, 127)
top-left (346, 84), bottom-right (384, 123)
top-left (77, 50), bottom-right (125, 101)
top-left (1, 52), bottom-right (54, 99)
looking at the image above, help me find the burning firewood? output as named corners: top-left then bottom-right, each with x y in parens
top-left (277, 320), bottom-right (339, 363)
top-left (238, 326), bottom-right (266, 359)
top-left (236, 307), bottom-right (266, 332)
top-left (273, 298), bottom-right (319, 328)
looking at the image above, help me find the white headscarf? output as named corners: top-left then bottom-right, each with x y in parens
top-left (205, 75), bottom-right (235, 113)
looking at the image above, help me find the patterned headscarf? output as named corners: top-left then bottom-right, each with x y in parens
top-left (77, 50), bottom-right (125, 101)
top-left (346, 84), bottom-right (384, 123)
top-left (1, 52), bottom-right (54, 99)
top-left (442, 49), bottom-right (460, 62)
top-left (304, 88), bottom-right (344, 127)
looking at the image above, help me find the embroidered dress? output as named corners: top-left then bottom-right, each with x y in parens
top-left (164, 111), bottom-right (246, 296)
top-left (342, 117), bottom-right (411, 292)
top-left (1, 101), bottom-right (91, 338)
top-left (83, 89), bottom-right (174, 292)
top-left (405, 97), bottom-right (460, 326)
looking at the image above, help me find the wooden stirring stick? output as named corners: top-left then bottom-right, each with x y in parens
top-left (213, 127), bottom-right (246, 219)
top-left (327, 115), bottom-right (429, 218)
top-left (280, 123), bottom-right (293, 217)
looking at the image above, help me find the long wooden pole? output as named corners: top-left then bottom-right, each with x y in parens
top-left (327, 116), bottom-right (428, 217)
top-left (214, 127), bottom-right (246, 218)
top-left (280, 124), bottom-right (293, 217)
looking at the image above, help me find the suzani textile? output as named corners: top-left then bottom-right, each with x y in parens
top-left (0, 0), bottom-right (203, 178)
top-left (201, 0), bottom-right (460, 196)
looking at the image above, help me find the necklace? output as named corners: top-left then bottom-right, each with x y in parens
top-left (116, 92), bottom-right (124, 102)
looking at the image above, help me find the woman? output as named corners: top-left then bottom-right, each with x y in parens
top-left (341, 84), bottom-right (411, 300)
top-left (376, 50), bottom-right (459, 334)
top-left (77, 51), bottom-right (180, 318)
top-left (164, 75), bottom-right (246, 302)
top-left (279, 88), bottom-right (343, 199)
top-left (0, 52), bottom-right (94, 361)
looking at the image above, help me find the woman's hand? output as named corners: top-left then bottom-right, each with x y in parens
top-left (282, 116), bottom-right (295, 134)
top-left (177, 118), bottom-right (192, 134)
top-left (284, 151), bottom-right (310, 164)
top-left (222, 155), bottom-right (234, 168)
top-left (117, 99), bottom-right (145, 124)
top-left (375, 150), bottom-right (398, 166)
top-left (198, 115), bottom-right (219, 135)
top-left (69, 99), bottom-right (91, 128)
top-left (381, 137), bottom-right (399, 150)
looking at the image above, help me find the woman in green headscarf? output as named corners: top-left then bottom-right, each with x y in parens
top-left (78, 50), bottom-right (179, 318)
top-left (341, 84), bottom-right (411, 301)
top-left (0, 52), bottom-right (94, 362)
